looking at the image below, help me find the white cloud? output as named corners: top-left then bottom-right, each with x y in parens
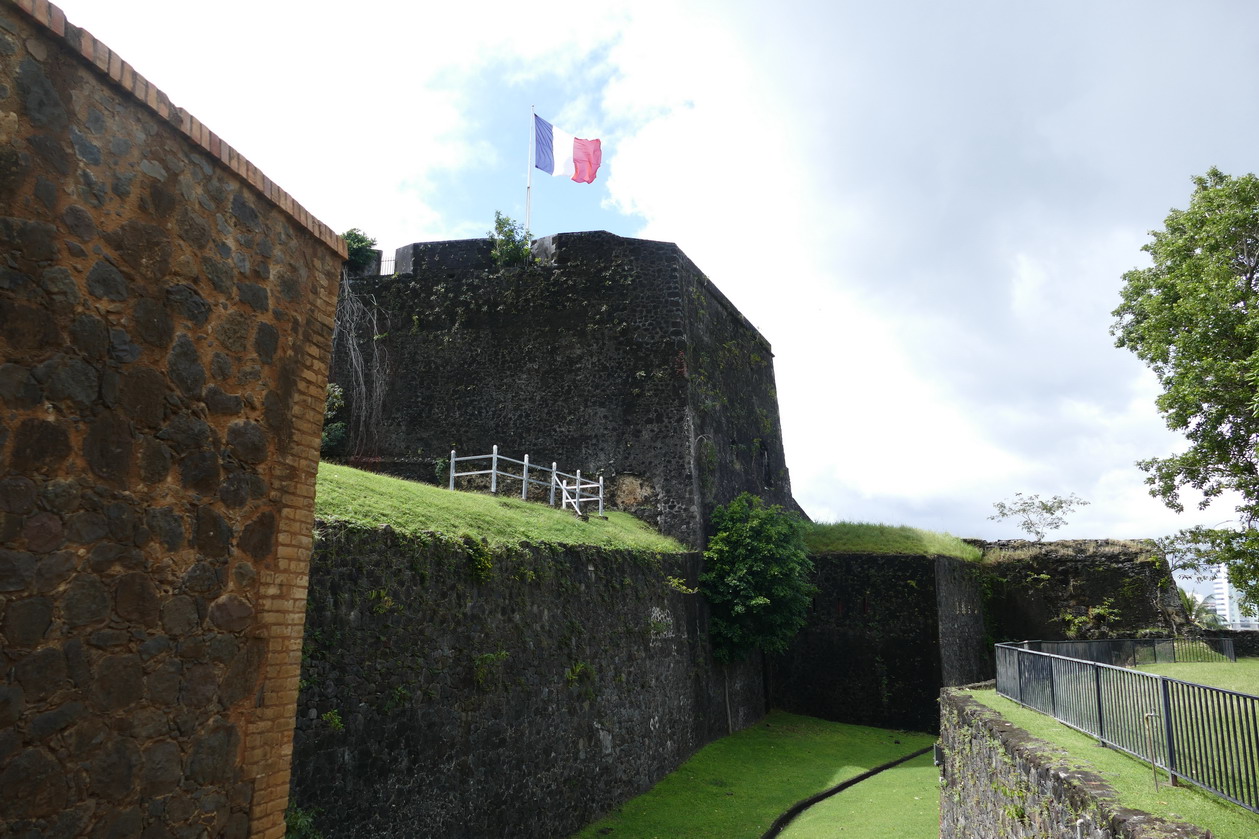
top-left (49, 0), bottom-right (1259, 541)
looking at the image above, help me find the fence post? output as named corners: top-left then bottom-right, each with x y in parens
top-left (491, 444), bottom-right (498, 494)
top-left (522, 454), bottom-right (530, 500)
top-left (1094, 665), bottom-right (1105, 743)
top-left (1048, 657), bottom-right (1057, 717)
top-left (1160, 676), bottom-right (1179, 786)
top-left (575, 469), bottom-right (583, 515)
top-left (549, 463), bottom-right (557, 506)
top-left (598, 475), bottom-right (604, 517)
top-left (449, 449), bottom-right (456, 491)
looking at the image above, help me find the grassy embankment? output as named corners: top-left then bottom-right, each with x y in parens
top-left (315, 462), bottom-right (684, 551)
top-left (966, 688), bottom-right (1259, 838)
top-left (805, 521), bottom-right (981, 561)
top-left (570, 711), bottom-right (937, 839)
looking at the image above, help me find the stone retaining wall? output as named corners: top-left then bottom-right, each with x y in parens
top-left (939, 690), bottom-right (1211, 838)
top-left (289, 522), bottom-right (765, 839)
top-left (0, 3), bottom-right (343, 836)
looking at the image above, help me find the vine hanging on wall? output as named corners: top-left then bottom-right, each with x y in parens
top-left (331, 267), bottom-right (389, 458)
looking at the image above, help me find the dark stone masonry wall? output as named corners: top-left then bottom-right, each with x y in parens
top-left (769, 554), bottom-right (989, 733)
top-left (0, 3), bottom-right (344, 837)
top-left (978, 540), bottom-right (1184, 642)
top-left (940, 690), bottom-right (1211, 838)
top-left (330, 231), bottom-right (797, 548)
top-left (289, 522), bottom-right (765, 839)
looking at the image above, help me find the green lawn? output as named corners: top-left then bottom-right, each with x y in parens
top-left (1136, 657), bottom-right (1259, 695)
top-left (315, 462), bottom-right (684, 551)
top-left (778, 751), bottom-right (939, 839)
top-left (570, 712), bottom-right (935, 839)
top-left (966, 689), bottom-right (1259, 838)
top-left (805, 521), bottom-right (980, 561)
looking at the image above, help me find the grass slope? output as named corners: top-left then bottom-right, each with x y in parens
top-left (805, 521), bottom-right (981, 561)
top-left (1136, 657), bottom-right (1259, 695)
top-left (966, 689), bottom-right (1259, 838)
top-left (315, 462), bottom-right (684, 551)
top-left (570, 712), bottom-right (935, 839)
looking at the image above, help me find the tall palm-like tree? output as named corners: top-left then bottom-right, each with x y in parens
top-left (1179, 587), bottom-right (1225, 630)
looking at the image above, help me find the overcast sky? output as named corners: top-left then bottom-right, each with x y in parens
top-left (51, 1), bottom-right (1259, 567)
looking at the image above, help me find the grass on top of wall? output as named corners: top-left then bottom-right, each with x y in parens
top-left (1135, 657), bottom-right (1259, 695)
top-left (315, 462), bottom-right (685, 552)
top-left (570, 711), bottom-right (935, 839)
top-left (805, 521), bottom-right (981, 561)
top-left (965, 689), bottom-right (1259, 839)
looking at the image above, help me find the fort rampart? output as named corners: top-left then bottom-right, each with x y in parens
top-left (289, 522), bottom-right (764, 839)
top-left (331, 231), bottom-right (798, 548)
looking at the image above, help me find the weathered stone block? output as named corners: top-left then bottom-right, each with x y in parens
top-left (2, 595), bottom-right (52, 646)
top-left (91, 653), bottom-right (144, 711)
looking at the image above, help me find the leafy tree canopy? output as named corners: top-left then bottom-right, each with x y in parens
top-left (343, 227), bottom-right (378, 273)
top-left (988, 492), bottom-right (1089, 542)
top-left (488, 211), bottom-right (532, 267)
top-left (700, 493), bottom-right (815, 664)
top-left (1113, 168), bottom-right (1259, 599)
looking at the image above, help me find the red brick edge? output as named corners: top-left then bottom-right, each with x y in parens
top-left (6, 0), bottom-right (348, 260)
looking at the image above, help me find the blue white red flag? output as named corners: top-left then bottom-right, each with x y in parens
top-left (534, 114), bottom-right (602, 184)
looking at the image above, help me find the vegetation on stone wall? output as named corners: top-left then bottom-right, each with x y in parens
top-left (342, 227), bottom-right (378, 273)
top-left (315, 462), bottom-right (684, 551)
top-left (701, 493), bottom-right (815, 663)
top-left (804, 521), bottom-right (980, 560)
top-left (488, 211), bottom-right (532, 266)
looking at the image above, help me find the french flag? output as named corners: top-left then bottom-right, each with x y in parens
top-left (534, 114), bottom-right (602, 184)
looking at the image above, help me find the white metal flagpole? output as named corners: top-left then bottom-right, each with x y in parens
top-left (526, 105), bottom-right (534, 234)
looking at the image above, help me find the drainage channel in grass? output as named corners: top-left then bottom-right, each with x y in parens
top-left (777, 750), bottom-right (940, 839)
top-left (569, 711), bottom-right (937, 839)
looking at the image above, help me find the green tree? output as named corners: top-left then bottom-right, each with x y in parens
top-left (343, 227), bottom-right (378, 273)
top-left (320, 382), bottom-right (346, 459)
top-left (700, 493), bottom-right (815, 664)
top-left (988, 492), bottom-right (1089, 542)
top-left (488, 211), bottom-right (532, 267)
top-left (1177, 586), bottom-right (1224, 631)
top-left (1113, 168), bottom-right (1259, 600)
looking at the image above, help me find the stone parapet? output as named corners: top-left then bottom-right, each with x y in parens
top-left (939, 690), bottom-right (1211, 838)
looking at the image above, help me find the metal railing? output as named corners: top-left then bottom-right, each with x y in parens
top-left (448, 445), bottom-right (604, 517)
top-left (996, 641), bottom-right (1259, 813)
top-left (379, 258), bottom-right (395, 275)
top-left (1025, 637), bottom-right (1235, 666)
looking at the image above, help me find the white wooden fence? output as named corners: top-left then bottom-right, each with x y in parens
top-left (448, 445), bottom-right (604, 517)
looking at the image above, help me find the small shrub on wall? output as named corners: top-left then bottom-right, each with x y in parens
top-left (701, 493), bottom-right (815, 663)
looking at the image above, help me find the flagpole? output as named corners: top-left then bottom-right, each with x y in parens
top-left (526, 105), bottom-right (534, 235)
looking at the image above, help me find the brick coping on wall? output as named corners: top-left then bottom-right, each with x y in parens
top-left (7, 0), bottom-right (347, 260)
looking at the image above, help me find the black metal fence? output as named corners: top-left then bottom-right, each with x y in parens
top-left (1023, 637), bottom-right (1235, 667)
top-left (995, 641), bottom-right (1259, 813)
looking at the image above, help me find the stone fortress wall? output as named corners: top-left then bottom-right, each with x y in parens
top-left (0, 2), bottom-right (343, 836)
top-left (332, 231), bottom-right (799, 548)
top-left (288, 522), bottom-right (765, 839)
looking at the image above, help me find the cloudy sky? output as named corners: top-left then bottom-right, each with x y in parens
top-left (51, 1), bottom-right (1259, 561)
